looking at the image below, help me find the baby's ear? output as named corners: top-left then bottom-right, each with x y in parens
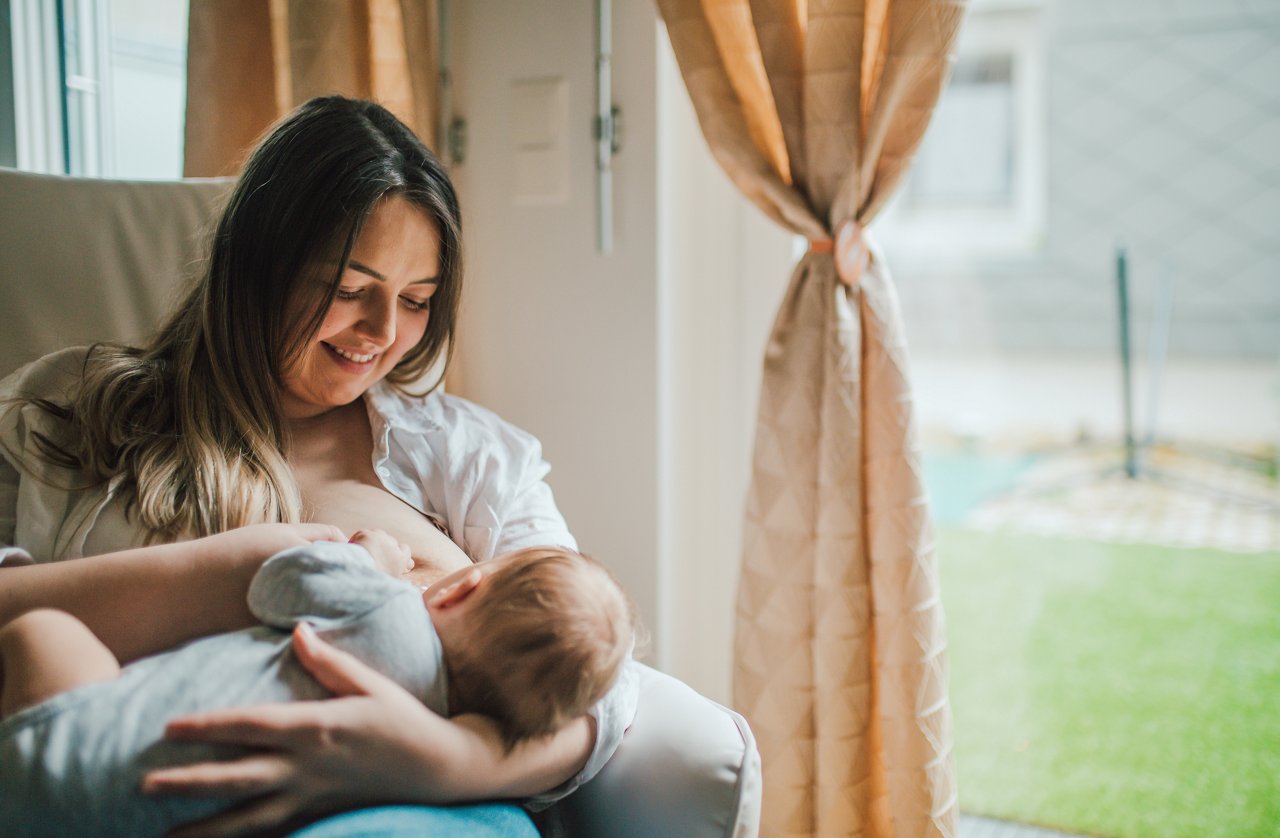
top-left (427, 567), bottom-right (483, 609)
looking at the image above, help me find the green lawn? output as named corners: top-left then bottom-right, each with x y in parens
top-left (939, 527), bottom-right (1280, 837)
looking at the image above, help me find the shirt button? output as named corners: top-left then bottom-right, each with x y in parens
top-left (377, 466), bottom-right (391, 478)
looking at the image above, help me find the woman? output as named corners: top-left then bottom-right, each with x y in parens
top-left (0, 97), bottom-right (660, 835)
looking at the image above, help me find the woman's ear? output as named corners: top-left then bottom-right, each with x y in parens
top-left (426, 567), bottom-right (483, 610)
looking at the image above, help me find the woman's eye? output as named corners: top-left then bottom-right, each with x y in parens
top-left (401, 297), bottom-right (431, 312)
top-left (335, 288), bottom-right (363, 301)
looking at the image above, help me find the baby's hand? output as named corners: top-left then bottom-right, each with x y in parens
top-left (349, 529), bottom-right (414, 577)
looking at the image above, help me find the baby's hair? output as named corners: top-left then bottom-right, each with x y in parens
top-left (447, 546), bottom-right (635, 751)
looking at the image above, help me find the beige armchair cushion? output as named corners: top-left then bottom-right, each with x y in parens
top-left (0, 168), bottom-right (232, 378)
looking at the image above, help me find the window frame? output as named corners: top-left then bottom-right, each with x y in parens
top-left (10, 0), bottom-right (66, 173)
top-left (59, 0), bottom-right (114, 177)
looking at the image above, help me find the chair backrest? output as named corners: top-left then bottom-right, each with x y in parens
top-left (0, 167), bottom-right (234, 378)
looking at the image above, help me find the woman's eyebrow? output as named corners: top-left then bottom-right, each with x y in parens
top-left (348, 259), bottom-right (439, 285)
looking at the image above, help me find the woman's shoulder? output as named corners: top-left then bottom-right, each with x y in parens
top-left (0, 346), bottom-right (96, 403)
top-left (0, 347), bottom-right (98, 451)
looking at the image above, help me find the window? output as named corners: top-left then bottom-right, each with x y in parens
top-left (891, 1), bottom-right (1280, 833)
top-left (8, 0), bottom-right (187, 178)
top-left (877, 1), bottom-right (1045, 257)
top-left (907, 54), bottom-right (1015, 208)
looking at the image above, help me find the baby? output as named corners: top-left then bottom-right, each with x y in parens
top-left (0, 530), bottom-right (635, 838)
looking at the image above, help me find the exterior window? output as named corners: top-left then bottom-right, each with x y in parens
top-left (61, 0), bottom-right (110, 176)
top-left (9, 0), bottom-right (187, 178)
top-left (907, 54), bottom-right (1015, 208)
top-left (877, 3), bottom-right (1045, 257)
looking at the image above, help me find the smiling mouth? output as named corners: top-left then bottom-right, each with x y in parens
top-left (324, 343), bottom-right (378, 364)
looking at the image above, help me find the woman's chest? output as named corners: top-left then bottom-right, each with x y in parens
top-left (288, 403), bottom-right (471, 580)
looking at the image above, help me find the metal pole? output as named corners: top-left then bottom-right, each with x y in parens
top-left (1116, 246), bottom-right (1137, 478)
top-left (437, 0), bottom-right (450, 160)
top-left (595, 0), bottom-right (613, 254)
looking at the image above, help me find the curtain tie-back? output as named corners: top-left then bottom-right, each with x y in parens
top-left (808, 219), bottom-right (869, 288)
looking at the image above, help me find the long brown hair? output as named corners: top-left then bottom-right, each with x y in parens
top-left (20, 96), bottom-right (463, 541)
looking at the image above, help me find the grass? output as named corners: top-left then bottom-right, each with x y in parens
top-left (939, 527), bottom-right (1280, 837)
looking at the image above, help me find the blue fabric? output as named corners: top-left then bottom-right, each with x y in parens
top-left (289, 804), bottom-right (537, 838)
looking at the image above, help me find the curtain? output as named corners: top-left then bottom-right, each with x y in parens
top-left (655, 1), bottom-right (966, 834)
top-left (184, 0), bottom-right (439, 177)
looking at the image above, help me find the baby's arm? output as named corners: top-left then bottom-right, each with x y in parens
top-left (246, 540), bottom-right (410, 630)
top-left (0, 609), bottom-right (121, 718)
top-left (348, 529), bottom-right (415, 577)
top-left (350, 525), bottom-right (475, 590)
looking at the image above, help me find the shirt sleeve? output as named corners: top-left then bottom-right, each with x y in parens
top-left (0, 456), bottom-right (31, 566)
top-left (247, 541), bottom-right (412, 630)
top-left (412, 392), bottom-right (577, 561)
top-left (0, 368), bottom-right (27, 564)
top-left (490, 436), bottom-right (578, 557)
top-left (0, 347), bottom-right (96, 566)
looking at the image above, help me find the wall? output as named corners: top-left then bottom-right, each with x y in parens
top-left (451, 0), bottom-right (662, 654)
top-left (656, 28), bottom-right (794, 701)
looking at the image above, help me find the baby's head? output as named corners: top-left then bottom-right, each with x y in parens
top-left (423, 546), bottom-right (635, 750)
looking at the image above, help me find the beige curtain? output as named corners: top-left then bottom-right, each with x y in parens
top-left (184, 0), bottom-right (439, 177)
top-left (655, 1), bottom-right (966, 834)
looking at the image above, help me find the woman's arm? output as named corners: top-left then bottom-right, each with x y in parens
top-left (0, 523), bottom-right (345, 664)
top-left (426, 714), bottom-right (594, 801)
top-left (142, 623), bottom-right (594, 838)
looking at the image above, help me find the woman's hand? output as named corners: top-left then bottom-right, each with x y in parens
top-left (142, 623), bottom-right (594, 837)
top-left (142, 623), bottom-right (444, 837)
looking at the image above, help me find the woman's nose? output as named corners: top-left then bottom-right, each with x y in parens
top-left (356, 297), bottom-right (396, 345)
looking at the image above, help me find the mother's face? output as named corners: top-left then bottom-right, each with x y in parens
top-left (280, 196), bottom-right (442, 419)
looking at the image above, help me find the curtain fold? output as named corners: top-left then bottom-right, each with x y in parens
top-left (655, 1), bottom-right (966, 834)
top-left (184, 0), bottom-right (439, 177)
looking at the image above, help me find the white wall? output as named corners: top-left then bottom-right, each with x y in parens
top-left (656, 29), bottom-right (794, 702)
top-left (451, 0), bottom-right (795, 704)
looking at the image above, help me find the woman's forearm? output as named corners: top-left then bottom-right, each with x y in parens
top-left (420, 714), bottom-right (594, 801)
top-left (0, 539), bottom-right (258, 663)
top-left (0, 524), bottom-right (344, 664)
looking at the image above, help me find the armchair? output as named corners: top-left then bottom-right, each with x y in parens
top-left (0, 167), bottom-right (761, 837)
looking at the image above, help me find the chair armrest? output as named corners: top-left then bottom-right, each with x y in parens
top-left (545, 662), bottom-right (761, 838)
